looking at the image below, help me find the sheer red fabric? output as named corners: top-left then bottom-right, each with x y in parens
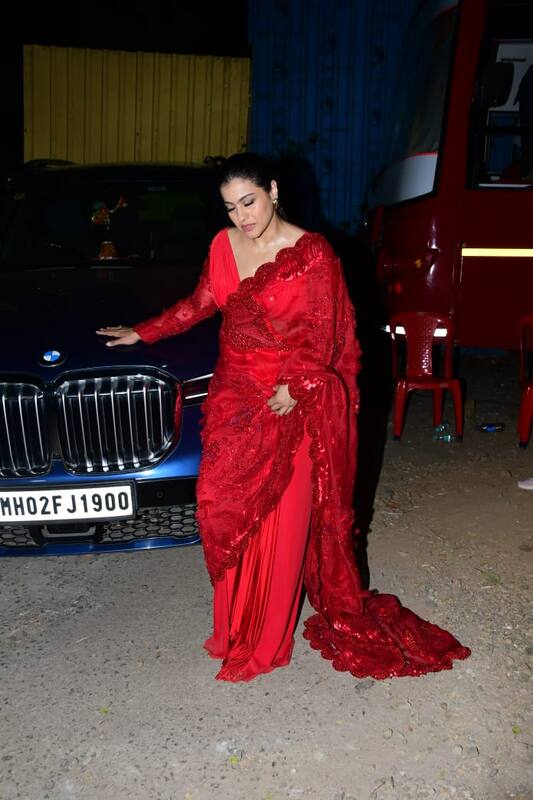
top-left (135, 228), bottom-right (471, 680)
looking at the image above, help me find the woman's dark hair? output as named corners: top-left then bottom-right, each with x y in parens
top-left (208, 151), bottom-right (287, 218)
top-left (213, 152), bottom-right (276, 192)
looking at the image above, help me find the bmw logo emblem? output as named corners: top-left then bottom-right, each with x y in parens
top-left (39, 349), bottom-right (66, 367)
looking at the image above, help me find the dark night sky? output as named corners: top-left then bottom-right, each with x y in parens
top-left (14, 1), bottom-right (250, 56)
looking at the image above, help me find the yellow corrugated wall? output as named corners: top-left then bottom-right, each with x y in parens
top-left (23, 44), bottom-right (250, 164)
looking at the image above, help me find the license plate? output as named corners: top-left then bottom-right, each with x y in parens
top-left (0, 484), bottom-right (135, 524)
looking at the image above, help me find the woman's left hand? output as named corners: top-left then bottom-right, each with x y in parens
top-left (267, 384), bottom-right (297, 416)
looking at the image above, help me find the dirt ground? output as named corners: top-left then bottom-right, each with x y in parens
top-left (1, 350), bottom-right (532, 800)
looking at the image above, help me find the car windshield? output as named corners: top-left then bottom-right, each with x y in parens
top-left (0, 176), bottom-right (228, 269)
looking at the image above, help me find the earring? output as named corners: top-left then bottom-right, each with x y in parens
top-left (272, 196), bottom-right (279, 208)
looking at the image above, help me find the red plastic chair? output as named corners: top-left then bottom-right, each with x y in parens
top-left (390, 312), bottom-right (463, 440)
top-left (518, 314), bottom-right (533, 448)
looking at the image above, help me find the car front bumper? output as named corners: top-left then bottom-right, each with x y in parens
top-left (0, 476), bottom-right (200, 556)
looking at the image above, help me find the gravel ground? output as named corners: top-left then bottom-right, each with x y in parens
top-left (0, 351), bottom-right (531, 800)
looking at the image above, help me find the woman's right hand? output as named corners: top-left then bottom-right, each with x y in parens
top-left (95, 326), bottom-right (141, 347)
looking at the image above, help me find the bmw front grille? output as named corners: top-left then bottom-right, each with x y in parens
top-left (56, 375), bottom-right (177, 473)
top-left (0, 382), bottom-right (49, 477)
top-left (0, 373), bottom-right (178, 476)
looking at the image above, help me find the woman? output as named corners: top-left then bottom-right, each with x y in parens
top-left (97, 153), bottom-right (470, 682)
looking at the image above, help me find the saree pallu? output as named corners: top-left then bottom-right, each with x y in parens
top-left (135, 228), bottom-right (470, 680)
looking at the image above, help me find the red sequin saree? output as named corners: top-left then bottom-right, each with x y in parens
top-left (135, 228), bottom-right (470, 680)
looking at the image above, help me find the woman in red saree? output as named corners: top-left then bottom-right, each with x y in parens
top-left (97, 153), bottom-right (470, 682)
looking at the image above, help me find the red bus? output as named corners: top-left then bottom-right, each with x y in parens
top-left (366, 0), bottom-right (533, 349)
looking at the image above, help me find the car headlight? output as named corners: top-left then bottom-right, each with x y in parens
top-left (182, 373), bottom-right (213, 406)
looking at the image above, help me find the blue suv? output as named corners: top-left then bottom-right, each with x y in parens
top-left (0, 161), bottom-right (227, 555)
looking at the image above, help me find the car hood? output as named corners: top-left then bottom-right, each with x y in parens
top-left (0, 264), bottom-right (220, 381)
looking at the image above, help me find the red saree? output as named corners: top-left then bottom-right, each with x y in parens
top-left (135, 228), bottom-right (470, 681)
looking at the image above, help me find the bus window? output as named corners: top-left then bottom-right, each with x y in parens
top-left (369, 1), bottom-right (458, 208)
top-left (469, 3), bottom-right (533, 188)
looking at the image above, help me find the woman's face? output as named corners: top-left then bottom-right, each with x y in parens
top-left (220, 177), bottom-right (277, 239)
